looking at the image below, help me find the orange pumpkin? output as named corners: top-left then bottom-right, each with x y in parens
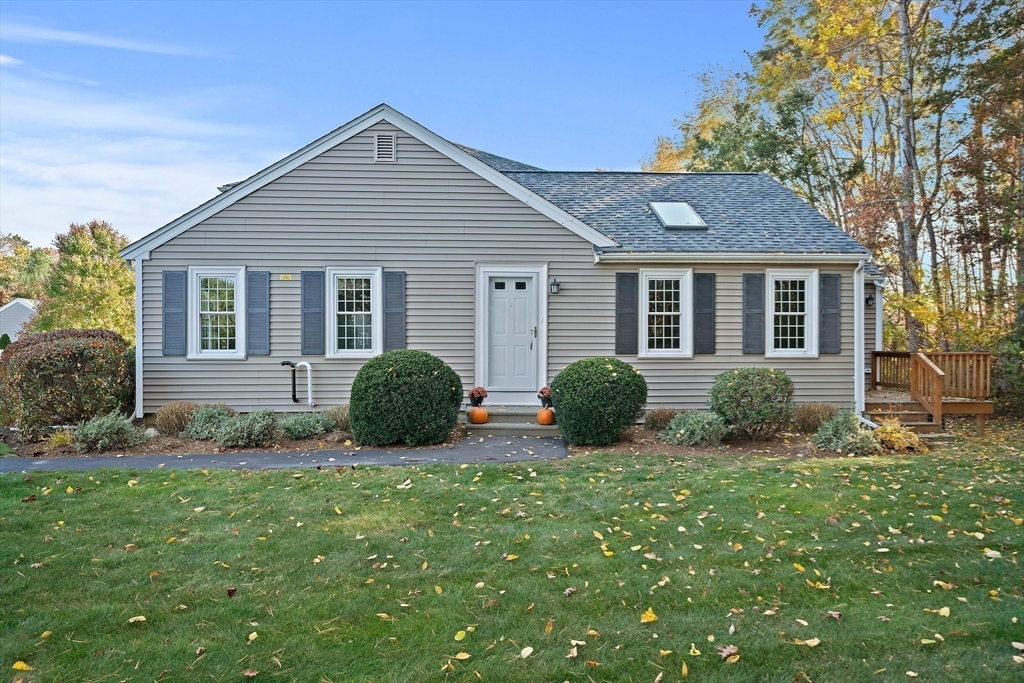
top-left (536, 408), bottom-right (555, 425)
top-left (468, 407), bottom-right (489, 424)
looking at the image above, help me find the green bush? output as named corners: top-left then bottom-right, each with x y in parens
top-left (281, 411), bottom-right (337, 440)
top-left (993, 322), bottom-right (1024, 416)
top-left (811, 410), bottom-right (882, 455)
top-left (324, 404), bottom-right (350, 431)
top-left (155, 401), bottom-right (201, 436)
top-left (0, 329), bottom-right (133, 439)
top-left (790, 402), bottom-right (840, 434)
top-left (708, 368), bottom-right (794, 441)
top-left (550, 357), bottom-right (648, 446)
top-left (181, 404), bottom-right (236, 440)
top-left (349, 350), bottom-right (463, 446)
top-left (0, 333), bottom-right (10, 350)
top-left (644, 408), bottom-right (677, 432)
top-left (215, 409), bottom-right (279, 448)
top-left (73, 411), bottom-right (145, 453)
top-left (660, 410), bottom-right (729, 446)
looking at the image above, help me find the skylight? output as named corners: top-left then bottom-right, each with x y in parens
top-left (650, 202), bottom-right (706, 229)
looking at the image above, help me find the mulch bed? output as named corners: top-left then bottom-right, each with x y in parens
top-left (570, 425), bottom-right (820, 459)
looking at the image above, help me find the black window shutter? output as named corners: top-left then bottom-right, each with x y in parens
top-left (819, 273), bottom-right (842, 354)
top-left (615, 272), bottom-right (639, 355)
top-left (383, 270), bottom-right (406, 352)
top-left (742, 273), bottom-right (765, 355)
top-left (162, 270), bottom-right (187, 356)
top-left (300, 270), bottom-right (325, 355)
top-left (693, 273), bottom-right (716, 354)
top-left (247, 270), bottom-right (271, 356)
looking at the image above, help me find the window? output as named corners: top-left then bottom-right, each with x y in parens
top-left (326, 267), bottom-right (382, 358)
top-left (649, 202), bottom-right (706, 228)
top-left (639, 268), bottom-right (693, 358)
top-left (766, 269), bottom-right (818, 357)
top-left (188, 266), bottom-right (246, 359)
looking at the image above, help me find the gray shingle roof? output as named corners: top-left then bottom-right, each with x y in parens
top-left (453, 144), bottom-right (543, 172)
top-left (503, 171), bottom-right (871, 255)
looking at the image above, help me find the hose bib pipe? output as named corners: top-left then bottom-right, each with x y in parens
top-left (280, 361), bottom-right (315, 407)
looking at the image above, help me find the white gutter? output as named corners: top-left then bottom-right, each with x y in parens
top-left (133, 252), bottom-right (149, 419)
top-left (854, 260), bottom-right (866, 414)
top-left (595, 251), bottom-right (870, 264)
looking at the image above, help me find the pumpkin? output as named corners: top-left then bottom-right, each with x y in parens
top-left (468, 407), bottom-right (489, 424)
top-left (536, 408), bottom-right (555, 426)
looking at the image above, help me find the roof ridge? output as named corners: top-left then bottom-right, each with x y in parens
top-left (503, 170), bottom-right (765, 175)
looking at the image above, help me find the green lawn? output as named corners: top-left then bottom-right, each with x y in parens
top-left (2, 425), bottom-right (1022, 682)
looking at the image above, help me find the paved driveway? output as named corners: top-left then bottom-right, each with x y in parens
top-left (0, 435), bottom-right (569, 473)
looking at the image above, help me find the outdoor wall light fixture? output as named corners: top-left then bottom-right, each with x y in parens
top-left (865, 294), bottom-right (876, 307)
top-left (549, 279), bottom-right (561, 294)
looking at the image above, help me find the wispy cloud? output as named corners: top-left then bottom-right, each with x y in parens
top-left (0, 53), bottom-right (24, 66)
top-left (0, 21), bottom-right (207, 56)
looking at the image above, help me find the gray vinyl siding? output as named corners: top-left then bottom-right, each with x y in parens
top-left (140, 121), bottom-right (858, 413)
top-left (0, 301), bottom-right (36, 342)
top-left (865, 282), bottom-right (877, 371)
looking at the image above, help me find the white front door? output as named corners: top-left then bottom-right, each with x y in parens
top-left (487, 276), bottom-right (537, 391)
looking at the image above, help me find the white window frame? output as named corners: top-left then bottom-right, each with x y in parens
top-left (326, 266), bottom-right (383, 358)
top-left (187, 265), bottom-right (246, 360)
top-left (639, 268), bottom-right (693, 358)
top-left (766, 268), bottom-right (819, 358)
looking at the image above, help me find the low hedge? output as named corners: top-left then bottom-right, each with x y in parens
top-left (215, 409), bottom-right (279, 448)
top-left (281, 411), bottom-right (337, 440)
top-left (73, 411), bottom-right (145, 453)
top-left (0, 329), bottom-right (133, 439)
top-left (708, 368), bottom-right (794, 441)
top-left (550, 357), bottom-right (648, 446)
top-left (349, 350), bottom-right (463, 446)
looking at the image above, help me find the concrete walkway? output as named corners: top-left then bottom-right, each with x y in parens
top-left (0, 435), bottom-right (569, 473)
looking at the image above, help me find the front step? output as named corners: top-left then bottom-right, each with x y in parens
top-left (463, 405), bottom-right (562, 438)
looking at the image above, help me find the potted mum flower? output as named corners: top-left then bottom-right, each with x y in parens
top-left (538, 386), bottom-right (553, 408)
top-left (468, 386), bottom-right (488, 407)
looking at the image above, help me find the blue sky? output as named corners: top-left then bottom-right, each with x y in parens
top-left (0, 1), bottom-right (763, 246)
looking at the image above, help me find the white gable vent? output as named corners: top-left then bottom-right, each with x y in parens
top-left (650, 201), bottom-right (706, 229)
top-left (374, 133), bottom-right (397, 163)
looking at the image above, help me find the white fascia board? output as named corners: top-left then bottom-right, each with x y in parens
top-left (0, 298), bottom-right (40, 313)
top-left (595, 251), bottom-right (869, 264)
top-left (121, 104), bottom-right (617, 260)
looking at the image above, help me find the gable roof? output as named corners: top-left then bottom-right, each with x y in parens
top-left (452, 144), bottom-right (544, 172)
top-left (120, 104), bottom-right (616, 259)
top-left (503, 171), bottom-right (871, 258)
top-left (0, 298), bottom-right (39, 314)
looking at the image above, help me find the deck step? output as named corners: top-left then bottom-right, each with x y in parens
top-left (463, 406), bottom-right (549, 425)
top-left (898, 421), bottom-right (943, 434)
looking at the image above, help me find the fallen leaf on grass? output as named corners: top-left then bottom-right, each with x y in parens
top-left (127, 616), bottom-right (146, 623)
top-left (545, 619), bottom-right (554, 634)
top-left (641, 608), bottom-right (658, 624)
top-left (227, 587), bottom-right (237, 597)
top-left (521, 646), bottom-right (533, 658)
top-left (248, 632), bottom-right (258, 642)
top-left (906, 672), bottom-right (918, 678)
top-left (826, 611), bottom-right (842, 621)
top-left (241, 669), bottom-right (259, 678)
top-left (689, 644), bottom-right (701, 656)
top-left (12, 661), bottom-right (32, 671)
top-left (377, 613), bottom-right (391, 620)
top-left (41, 631), bottom-right (52, 638)
top-left (455, 652), bottom-right (471, 660)
top-left (793, 638), bottom-right (820, 647)
top-left (717, 644), bottom-right (739, 663)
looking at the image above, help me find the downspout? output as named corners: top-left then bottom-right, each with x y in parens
top-left (133, 253), bottom-right (149, 419)
top-left (854, 260), bottom-right (866, 414)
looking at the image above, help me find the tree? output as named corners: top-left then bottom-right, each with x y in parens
top-left (30, 221), bottom-right (135, 340)
top-left (0, 233), bottom-right (56, 304)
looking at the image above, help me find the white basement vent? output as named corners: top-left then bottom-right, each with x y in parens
top-left (649, 201), bottom-right (706, 229)
top-left (374, 133), bottom-right (397, 162)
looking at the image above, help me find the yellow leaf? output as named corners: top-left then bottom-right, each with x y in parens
top-left (793, 563), bottom-right (805, 573)
top-left (166, 537), bottom-right (177, 544)
top-left (248, 632), bottom-right (258, 642)
top-left (545, 619), bottom-right (554, 634)
top-left (641, 608), bottom-right (658, 624)
top-left (660, 649), bottom-right (673, 656)
top-left (435, 585), bottom-right (443, 594)
top-left (455, 630), bottom-right (466, 641)
top-left (365, 578), bottom-right (374, 584)
top-left (66, 486), bottom-right (73, 493)
top-left (334, 506), bottom-right (342, 515)
top-left (127, 480), bottom-right (138, 488)
top-left (422, 561), bottom-right (428, 570)
top-left (127, 615), bottom-right (146, 623)
top-left (520, 646), bottom-right (533, 658)
top-left (920, 639), bottom-right (936, 644)
top-left (587, 629), bottom-right (600, 637)
top-left (682, 661), bottom-right (688, 677)
top-left (455, 652), bottom-right (471, 660)
top-left (377, 613), bottom-right (391, 620)
top-left (41, 631), bottom-right (52, 638)
top-left (732, 543), bottom-right (742, 551)
top-left (689, 643), bottom-right (701, 656)
top-left (593, 531), bottom-right (604, 540)
top-left (929, 515), bottom-right (943, 522)
top-left (505, 555), bottom-right (518, 561)
top-left (804, 638), bottom-right (821, 648)
top-left (906, 672), bottom-right (918, 678)
top-left (12, 661), bottom-right (33, 671)
top-left (938, 607), bottom-right (950, 617)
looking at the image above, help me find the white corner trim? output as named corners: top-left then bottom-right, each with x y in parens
top-left (186, 265), bottom-right (247, 360)
top-left (874, 284), bottom-right (884, 352)
top-left (133, 254), bottom-right (148, 418)
top-left (120, 104), bottom-right (617, 260)
top-left (474, 263), bottom-right (548, 395)
top-left (637, 268), bottom-right (694, 359)
top-left (596, 251), bottom-right (868, 264)
top-left (854, 260), bottom-right (866, 413)
top-left (764, 268), bottom-right (819, 358)
top-left (325, 266), bottom-right (383, 359)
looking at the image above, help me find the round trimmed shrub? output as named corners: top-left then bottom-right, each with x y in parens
top-left (550, 357), bottom-right (648, 446)
top-left (0, 329), bottom-right (132, 439)
top-left (660, 410), bottom-right (729, 447)
top-left (349, 350), bottom-right (463, 446)
top-left (215, 409), bottom-right (279, 449)
top-left (708, 368), bottom-right (794, 441)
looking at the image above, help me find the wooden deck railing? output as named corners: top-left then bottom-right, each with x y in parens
top-left (910, 352), bottom-right (944, 426)
top-left (870, 351), bottom-right (992, 399)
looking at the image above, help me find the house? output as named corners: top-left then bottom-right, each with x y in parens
top-left (0, 298), bottom-right (39, 345)
top-left (120, 104), bottom-right (886, 420)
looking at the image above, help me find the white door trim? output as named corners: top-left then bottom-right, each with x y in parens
top-left (475, 263), bottom-right (548, 405)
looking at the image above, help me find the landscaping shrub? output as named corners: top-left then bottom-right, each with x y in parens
top-left (811, 410), bottom-right (882, 455)
top-left (644, 408), bottom-right (677, 432)
top-left (349, 350), bottom-right (463, 446)
top-left (73, 411), bottom-right (145, 453)
top-left (875, 416), bottom-right (927, 453)
top-left (0, 329), bottom-right (133, 439)
top-left (44, 428), bottom-right (75, 450)
top-left (324, 404), bottom-right (350, 432)
top-left (790, 402), bottom-right (840, 434)
top-left (215, 409), bottom-right (279, 448)
top-left (155, 401), bottom-right (201, 436)
top-left (659, 410), bottom-right (729, 447)
top-left (550, 357), bottom-right (648, 447)
top-left (181, 404), bottom-right (237, 440)
top-left (281, 411), bottom-right (337, 440)
top-left (0, 333), bottom-right (10, 350)
top-left (993, 321), bottom-right (1024, 416)
top-left (708, 368), bottom-right (794, 441)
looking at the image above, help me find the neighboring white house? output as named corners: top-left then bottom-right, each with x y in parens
top-left (0, 298), bottom-right (39, 345)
